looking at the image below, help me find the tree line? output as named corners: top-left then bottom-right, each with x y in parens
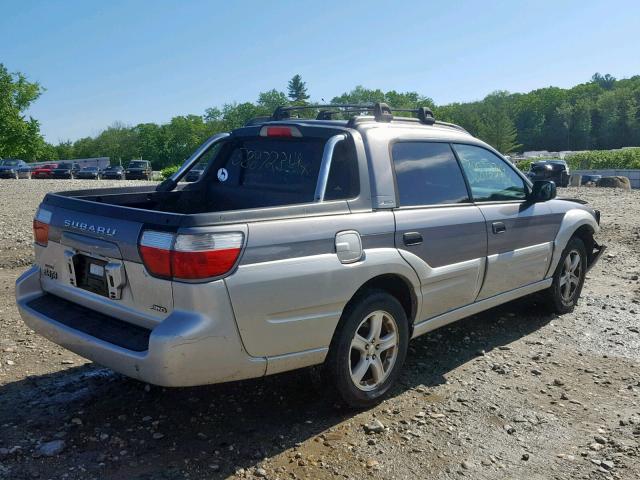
top-left (1, 63), bottom-right (639, 169)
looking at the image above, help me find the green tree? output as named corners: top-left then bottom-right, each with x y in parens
top-left (571, 99), bottom-right (592, 149)
top-left (257, 89), bottom-right (289, 112)
top-left (54, 140), bottom-right (75, 160)
top-left (287, 74), bottom-right (309, 103)
top-left (47, 72), bottom-right (640, 169)
top-left (0, 63), bottom-right (46, 160)
top-left (591, 72), bottom-right (616, 90)
top-left (477, 92), bottom-right (522, 153)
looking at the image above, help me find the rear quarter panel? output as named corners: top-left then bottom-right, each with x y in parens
top-left (225, 211), bottom-right (420, 358)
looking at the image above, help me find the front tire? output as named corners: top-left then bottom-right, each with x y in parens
top-left (325, 290), bottom-right (409, 408)
top-left (544, 236), bottom-right (587, 314)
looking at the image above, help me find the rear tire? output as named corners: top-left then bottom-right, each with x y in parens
top-left (325, 290), bottom-right (409, 408)
top-left (543, 236), bottom-right (587, 314)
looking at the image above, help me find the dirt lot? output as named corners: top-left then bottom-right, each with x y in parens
top-left (1, 180), bottom-right (639, 480)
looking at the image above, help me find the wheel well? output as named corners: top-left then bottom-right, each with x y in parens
top-left (572, 225), bottom-right (595, 263)
top-left (345, 274), bottom-right (417, 326)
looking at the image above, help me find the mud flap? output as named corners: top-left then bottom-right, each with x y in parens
top-left (586, 241), bottom-right (606, 272)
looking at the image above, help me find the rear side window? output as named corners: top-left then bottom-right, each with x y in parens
top-left (392, 142), bottom-right (469, 206)
top-left (213, 137), bottom-right (358, 202)
top-left (453, 144), bottom-right (526, 202)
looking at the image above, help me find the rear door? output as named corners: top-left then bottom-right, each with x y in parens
top-left (453, 143), bottom-right (559, 299)
top-left (391, 141), bottom-right (487, 320)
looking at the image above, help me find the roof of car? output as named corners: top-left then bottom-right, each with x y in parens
top-left (533, 159), bottom-right (567, 164)
top-left (245, 103), bottom-right (472, 138)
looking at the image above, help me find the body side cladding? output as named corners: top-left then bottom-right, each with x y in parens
top-left (412, 278), bottom-right (553, 338)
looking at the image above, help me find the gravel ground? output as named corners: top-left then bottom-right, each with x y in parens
top-left (0, 179), bottom-right (150, 269)
top-left (0, 181), bottom-right (639, 480)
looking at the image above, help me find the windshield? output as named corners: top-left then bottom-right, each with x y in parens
top-left (128, 161), bottom-right (147, 168)
top-left (105, 166), bottom-right (120, 170)
top-left (83, 167), bottom-right (98, 171)
top-left (0, 160), bottom-right (20, 166)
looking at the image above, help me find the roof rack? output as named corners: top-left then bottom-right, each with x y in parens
top-left (271, 102), bottom-right (437, 125)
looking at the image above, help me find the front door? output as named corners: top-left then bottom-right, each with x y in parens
top-left (391, 141), bottom-right (488, 320)
top-left (452, 144), bottom-right (559, 300)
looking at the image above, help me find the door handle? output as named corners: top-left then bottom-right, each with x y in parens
top-left (492, 222), bottom-right (506, 234)
top-left (403, 232), bottom-right (423, 246)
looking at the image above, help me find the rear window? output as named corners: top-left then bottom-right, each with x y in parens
top-left (211, 136), bottom-right (359, 202)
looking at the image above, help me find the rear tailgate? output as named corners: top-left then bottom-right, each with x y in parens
top-left (35, 201), bottom-right (175, 328)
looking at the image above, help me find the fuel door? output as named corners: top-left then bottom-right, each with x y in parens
top-left (335, 230), bottom-right (363, 264)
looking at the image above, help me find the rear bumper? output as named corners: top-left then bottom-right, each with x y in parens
top-left (15, 266), bottom-right (266, 386)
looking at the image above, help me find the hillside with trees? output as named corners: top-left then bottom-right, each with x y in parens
top-left (1, 64), bottom-right (639, 168)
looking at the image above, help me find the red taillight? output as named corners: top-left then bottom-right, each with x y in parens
top-left (171, 249), bottom-right (241, 279)
top-left (33, 208), bottom-right (52, 246)
top-left (33, 220), bottom-right (49, 246)
top-left (139, 231), bottom-right (243, 280)
top-left (139, 231), bottom-right (173, 277)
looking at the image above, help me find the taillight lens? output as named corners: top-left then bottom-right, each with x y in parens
top-left (139, 231), bottom-right (173, 277)
top-left (33, 208), bottom-right (52, 246)
top-left (173, 233), bottom-right (243, 279)
top-left (139, 231), bottom-right (243, 280)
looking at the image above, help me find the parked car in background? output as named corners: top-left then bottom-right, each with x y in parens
top-left (16, 102), bottom-right (605, 407)
top-left (184, 163), bottom-right (206, 182)
top-left (17, 165), bottom-right (32, 179)
top-left (125, 160), bottom-right (152, 180)
top-left (0, 159), bottom-right (27, 179)
top-left (101, 165), bottom-right (125, 180)
top-left (527, 160), bottom-right (570, 187)
top-left (75, 166), bottom-right (101, 179)
top-left (32, 163), bottom-right (59, 179)
top-left (581, 174), bottom-right (602, 185)
top-left (51, 162), bottom-right (80, 179)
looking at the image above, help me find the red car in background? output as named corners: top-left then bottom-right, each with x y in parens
top-left (31, 163), bottom-right (59, 179)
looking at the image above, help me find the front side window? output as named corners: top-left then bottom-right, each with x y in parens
top-left (453, 144), bottom-right (527, 202)
top-left (392, 142), bottom-right (469, 207)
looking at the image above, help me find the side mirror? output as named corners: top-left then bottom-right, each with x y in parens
top-left (529, 180), bottom-right (556, 202)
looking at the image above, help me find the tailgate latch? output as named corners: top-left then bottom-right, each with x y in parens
top-left (64, 250), bottom-right (77, 286)
top-left (105, 262), bottom-right (126, 300)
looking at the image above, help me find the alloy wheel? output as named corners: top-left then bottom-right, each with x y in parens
top-left (560, 249), bottom-right (582, 302)
top-left (349, 310), bottom-right (399, 391)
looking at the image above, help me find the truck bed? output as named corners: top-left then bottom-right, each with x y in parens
top-left (46, 183), bottom-right (352, 228)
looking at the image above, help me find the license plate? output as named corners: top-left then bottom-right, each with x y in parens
top-left (89, 263), bottom-right (105, 277)
top-left (73, 254), bottom-right (109, 297)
